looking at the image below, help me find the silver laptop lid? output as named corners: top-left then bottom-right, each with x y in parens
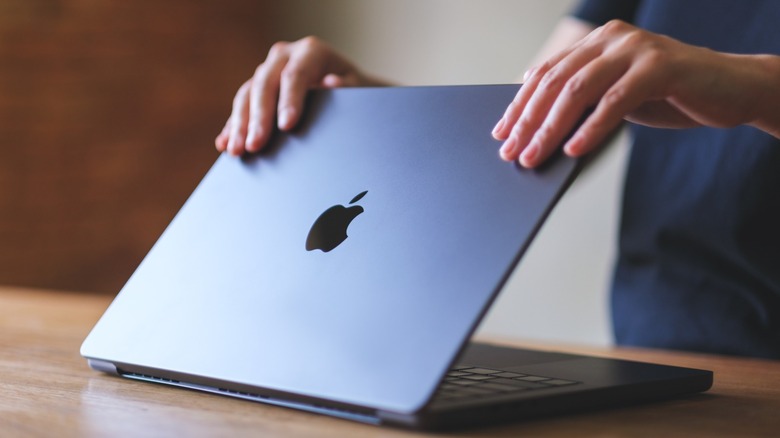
top-left (81, 85), bottom-right (580, 414)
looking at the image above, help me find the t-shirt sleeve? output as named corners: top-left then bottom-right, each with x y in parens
top-left (570, 0), bottom-right (641, 26)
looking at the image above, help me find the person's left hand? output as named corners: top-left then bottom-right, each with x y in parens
top-left (493, 19), bottom-right (780, 168)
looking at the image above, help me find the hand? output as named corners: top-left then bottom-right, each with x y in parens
top-left (493, 19), bottom-right (780, 168)
top-left (215, 36), bottom-right (389, 156)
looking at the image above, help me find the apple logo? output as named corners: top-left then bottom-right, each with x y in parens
top-left (306, 191), bottom-right (368, 252)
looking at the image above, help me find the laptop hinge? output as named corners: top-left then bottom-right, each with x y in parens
top-left (87, 359), bottom-right (119, 375)
top-left (119, 370), bottom-right (381, 425)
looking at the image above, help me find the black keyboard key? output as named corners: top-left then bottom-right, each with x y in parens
top-left (544, 379), bottom-right (578, 386)
top-left (493, 371), bottom-right (526, 378)
top-left (492, 378), bottom-right (550, 390)
top-left (515, 375), bottom-right (551, 382)
top-left (461, 374), bottom-right (496, 381)
top-left (479, 382), bottom-right (525, 392)
top-left (452, 365), bottom-right (474, 371)
top-left (461, 367), bottom-right (501, 375)
top-left (456, 386), bottom-right (496, 396)
top-left (449, 379), bottom-right (481, 386)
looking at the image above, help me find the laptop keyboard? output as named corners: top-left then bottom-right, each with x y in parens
top-left (433, 365), bottom-right (581, 402)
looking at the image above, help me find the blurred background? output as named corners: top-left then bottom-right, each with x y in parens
top-left (0, 0), bottom-right (627, 347)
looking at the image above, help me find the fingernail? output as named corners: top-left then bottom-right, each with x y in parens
top-left (247, 127), bottom-right (263, 152)
top-left (279, 108), bottom-right (293, 130)
top-left (246, 130), bottom-right (255, 150)
top-left (499, 136), bottom-right (517, 161)
top-left (227, 135), bottom-right (244, 156)
top-left (520, 143), bottom-right (538, 167)
top-left (523, 69), bottom-right (533, 82)
top-left (492, 118), bottom-right (505, 137)
top-left (564, 132), bottom-right (584, 156)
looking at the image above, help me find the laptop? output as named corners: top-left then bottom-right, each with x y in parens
top-left (81, 84), bottom-right (712, 430)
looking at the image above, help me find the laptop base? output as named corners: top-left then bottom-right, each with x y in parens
top-left (89, 342), bottom-right (712, 431)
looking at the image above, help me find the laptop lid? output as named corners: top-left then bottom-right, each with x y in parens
top-left (81, 84), bottom-right (581, 414)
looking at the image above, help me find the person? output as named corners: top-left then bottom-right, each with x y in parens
top-left (215, 0), bottom-right (780, 359)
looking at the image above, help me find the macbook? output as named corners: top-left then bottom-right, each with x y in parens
top-left (81, 84), bottom-right (712, 430)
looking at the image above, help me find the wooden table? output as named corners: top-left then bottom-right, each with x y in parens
top-left (1, 286), bottom-right (779, 437)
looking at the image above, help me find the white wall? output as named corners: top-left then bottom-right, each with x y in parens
top-left (277, 0), bottom-right (628, 346)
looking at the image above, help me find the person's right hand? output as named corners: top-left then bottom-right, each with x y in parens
top-left (215, 36), bottom-right (389, 156)
top-left (493, 19), bottom-right (780, 168)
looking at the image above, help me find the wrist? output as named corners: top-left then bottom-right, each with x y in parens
top-left (749, 55), bottom-right (780, 138)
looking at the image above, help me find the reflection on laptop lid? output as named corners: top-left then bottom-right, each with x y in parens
top-left (82, 85), bottom-right (711, 430)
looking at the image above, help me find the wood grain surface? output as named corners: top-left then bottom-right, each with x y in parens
top-left (1, 285), bottom-right (779, 437)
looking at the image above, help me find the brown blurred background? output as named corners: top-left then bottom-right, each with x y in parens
top-left (0, 1), bottom-right (285, 293)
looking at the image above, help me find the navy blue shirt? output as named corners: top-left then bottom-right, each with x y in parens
top-left (572, 0), bottom-right (780, 358)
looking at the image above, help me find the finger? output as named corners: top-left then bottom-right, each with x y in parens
top-left (226, 81), bottom-right (251, 156)
top-left (494, 75), bottom-right (539, 143)
top-left (215, 118), bottom-right (231, 152)
top-left (277, 38), bottom-right (349, 131)
top-left (246, 43), bottom-right (291, 152)
top-left (520, 54), bottom-right (629, 167)
top-left (501, 42), bottom-right (602, 162)
top-left (494, 37), bottom-right (590, 142)
top-left (564, 58), bottom-right (660, 157)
